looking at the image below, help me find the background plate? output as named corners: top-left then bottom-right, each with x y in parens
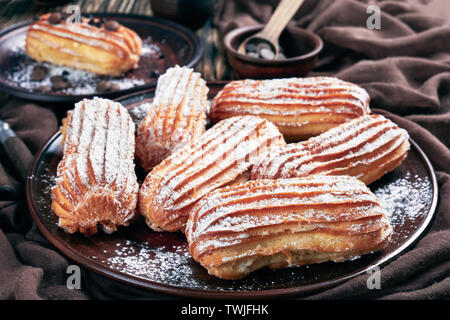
top-left (26, 85), bottom-right (438, 298)
top-left (0, 14), bottom-right (203, 103)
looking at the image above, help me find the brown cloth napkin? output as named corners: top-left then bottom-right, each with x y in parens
top-left (0, 99), bottom-right (88, 299)
top-left (1, 0), bottom-right (450, 300)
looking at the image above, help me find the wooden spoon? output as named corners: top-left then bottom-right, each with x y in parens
top-left (238, 0), bottom-right (304, 59)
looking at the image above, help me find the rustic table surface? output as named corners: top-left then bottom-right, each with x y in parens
top-left (0, 0), bottom-right (235, 82)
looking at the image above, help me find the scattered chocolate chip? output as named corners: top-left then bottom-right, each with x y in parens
top-left (104, 20), bottom-right (119, 31)
top-left (245, 43), bottom-right (257, 53)
top-left (30, 65), bottom-right (48, 81)
top-left (50, 75), bottom-right (70, 90)
top-left (62, 70), bottom-right (70, 76)
top-left (36, 85), bottom-right (52, 93)
top-left (109, 83), bottom-right (120, 91)
top-left (110, 83), bottom-right (120, 91)
top-left (259, 47), bottom-right (275, 60)
top-left (151, 70), bottom-right (160, 78)
top-left (49, 12), bottom-right (62, 25)
top-left (96, 80), bottom-right (119, 93)
top-left (96, 80), bottom-right (109, 93)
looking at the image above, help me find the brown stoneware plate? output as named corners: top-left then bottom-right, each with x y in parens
top-left (0, 14), bottom-right (203, 103)
top-left (26, 83), bottom-right (438, 298)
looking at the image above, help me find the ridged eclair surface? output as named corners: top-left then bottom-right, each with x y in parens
top-left (209, 77), bottom-right (371, 141)
top-left (186, 175), bottom-right (393, 279)
top-left (252, 114), bottom-right (410, 185)
top-left (25, 13), bottom-right (142, 76)
top-left (138, 115), bottom-right (286, 233)
top-left (136, 66), bottom-right (208, 170)
top-left (51, 97), bottom-right (139, 235)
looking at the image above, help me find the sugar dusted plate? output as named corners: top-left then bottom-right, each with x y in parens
top-left (26, 84), bottom-right (438, 298)
top-left (0, 14), bottom-right (202, 103)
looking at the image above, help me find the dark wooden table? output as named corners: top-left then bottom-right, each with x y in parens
top-left (0, 0), bottom-right (235, 81)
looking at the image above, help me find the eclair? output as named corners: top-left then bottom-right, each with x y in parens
top-left (252, 114), bottom-right (410, 185)
top-left (209, 77), bottom-right (371, 141)
top-left (186, 175), bottom-right (393, 279)
top-left (26, 13), bottom-right (142, 76)
top-left (52, 97), bottom-right (139, 235)
top-left (136, 66), bottom-right (208, 170)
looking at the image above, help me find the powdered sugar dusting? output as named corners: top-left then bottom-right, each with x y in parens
top-left (141, 36), bottom-right (161, 57)
top-left (89, 236), bottom-right (310, 291)
top-left (97, 240), bottom-right (204, 287)
top-left (373, 171), bottom-right (432, 242)
top-left (5, 39), bottom-right (155, 95)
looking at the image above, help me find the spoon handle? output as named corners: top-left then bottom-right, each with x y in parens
top-left (263, 0), bottom-right (304, 43)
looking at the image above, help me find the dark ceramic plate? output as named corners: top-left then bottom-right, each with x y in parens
top-left (26, 84), bottom-right (438, 298)
top-left (0, 14), bottom-right (203, 103)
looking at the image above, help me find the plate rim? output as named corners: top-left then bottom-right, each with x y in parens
top-left (25, 101), bottom-right (439, 299)
top-left (0, 13), bottom-right (204, 103)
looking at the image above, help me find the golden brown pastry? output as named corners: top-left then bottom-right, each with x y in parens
top-left (26, 13), bottom-right (142, 76)
top-left (138, 115), bottom-right (286, 233)
top-left (209, 77), bottom-right (371, 141)
top-left (51, 97), bottom-right (139, 235)
top-left (251, 114), bottom-right (410, 185)
top-left (136, 65), bottom-right (208, 170)
top-left (186, 175), bottom-right (393, 279)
